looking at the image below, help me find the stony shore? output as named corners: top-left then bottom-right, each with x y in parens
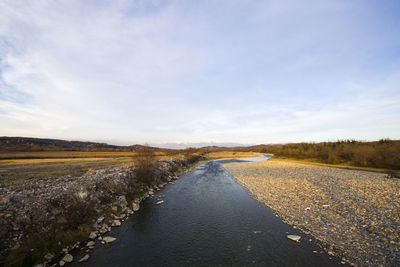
top-left (223, 159), bottom-right (400, 266)
top-left (0, 157), bottom-right (201, 266)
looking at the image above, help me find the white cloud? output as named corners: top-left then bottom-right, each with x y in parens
top-left (0, 0), bottom-right (399, 145)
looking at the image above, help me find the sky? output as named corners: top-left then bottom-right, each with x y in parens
top-left (1, 0), bottom-right (400, 147)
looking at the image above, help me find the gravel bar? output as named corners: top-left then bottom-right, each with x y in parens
top-left (223, 159), bottom-right (400, 266)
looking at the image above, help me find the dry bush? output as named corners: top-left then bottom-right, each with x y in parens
top-left (253, 139), bottom-right (400, 169)
top-left (134, 146), bottom-right (158, 185)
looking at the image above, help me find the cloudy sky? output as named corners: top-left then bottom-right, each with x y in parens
top-left (1, 0), bottom-right (399, 147)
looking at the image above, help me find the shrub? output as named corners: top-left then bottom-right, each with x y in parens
top-left (133, 146), bottom-right (157, 185)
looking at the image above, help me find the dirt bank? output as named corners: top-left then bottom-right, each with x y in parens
top-left (223, 159), bottom-right (400, 266)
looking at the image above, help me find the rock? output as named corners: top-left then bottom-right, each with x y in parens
top-left (111, 206), bottom-right (118, 212)
top-left (86, 241), bottom-right (95, 247)
top-left (97, 216), bottom-right (104, 224)
top-left (287, 235), bottom-right (301, 242)
top-left (59, 260), bottom-right (65, 266)
top-left (77, 190), bottom-right (88, 199)
top-left (112, 219), bottom-right (121, 226)
top-left (62, 254), bottom-right (73, 263)
top-left (89, 231), bottom-right (97, 239)
top-left (103, 236), bottom-right (117, 244)
top-left (34, 264), bottom-right (43, 267)
top-left (132, 202), bottom-right (140, 211)
top-left (99, 227), bottom-right (109, 234)
top-left (44, 252), bottom-right (54, 260)
top-left (322, 204), bottom-right (330, 208)
top-left (126, 208), bottom-right (133, 215)
top-left (305, 207), bottom-right (311, 211)
top-left (156, 200), bottom-right (164, 205)
top-left (79, 254), bottom-right (90, 262)
top-left (117, 195), bottom-right (128, 208)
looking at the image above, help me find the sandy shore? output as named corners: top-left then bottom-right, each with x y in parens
top-left (223, 159), bottom-right (400, 266)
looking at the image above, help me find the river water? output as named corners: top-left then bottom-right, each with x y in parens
top-left (76, 156), bottom-right (342, 266)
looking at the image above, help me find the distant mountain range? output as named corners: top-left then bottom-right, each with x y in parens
top-left (0, 136), bottom-right (254, 152)
top-left (151, 142), bottom-right (251, 149)
top-left (0, 136), bottom-right (147, 152)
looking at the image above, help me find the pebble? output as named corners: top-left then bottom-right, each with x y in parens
top-left (62, 254), bottom-right (73, 263)
top-left (78, 254), bottom-right (90, 262)
top-left (224, 159), bottom-right (400, 266)
top-left (89, 231), bottom-right (97, 239)
top-left (287, 235), bottom-right (301, 242)
top-left (112, 220), bottom-right (121, 226)
top-left (103, 236), bottom-right (116, 244)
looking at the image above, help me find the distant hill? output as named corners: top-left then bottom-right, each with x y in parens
top-left (0, 137), bottom-right (147, 152)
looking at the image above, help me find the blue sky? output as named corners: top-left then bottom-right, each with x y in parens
top-left (1, 0), bottom-right (400, 147)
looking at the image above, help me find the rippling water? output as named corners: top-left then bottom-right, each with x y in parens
top-left (75, 156), bottom-right (341, 266)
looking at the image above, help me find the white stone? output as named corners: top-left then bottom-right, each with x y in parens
top-left (103, 236), bottom-right (117, 243)
top-left (112, 220), bottom-right (121, 226)
top-left (287, 235), bottom-right (301, 242)
top-left (132, 202), bottom-right (140, 211)
top-left (78, 254), bottom-right (90, 262)
top-left (86, 241), bottom-right (95, 247)
top-left (156, 200), bottom-right (164, 205)
top-left (89, 231), bottom-right (97, 239)
top-left (62, 254), bottom-right (73, 263)
top-left (97, 216), bottom-right (104, 224)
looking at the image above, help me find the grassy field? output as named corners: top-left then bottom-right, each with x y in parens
top-left (205, 151), bottom-right (259, 159)
top-left (0, 151), bottom-right (141, 159)
top-left (0, 150), bottom-right (261, 184)
top-left (0, 151), bottom-right (190, 184)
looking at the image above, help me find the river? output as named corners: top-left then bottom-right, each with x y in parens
top-left (74, 156), bottom-right (342, 266)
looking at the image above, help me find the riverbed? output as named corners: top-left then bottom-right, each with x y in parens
top-left (73, 157), bottom-right (342, 266)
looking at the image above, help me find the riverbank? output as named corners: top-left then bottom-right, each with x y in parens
top-left (0, 155), bottom-right (202, 266)
top-left (223, 159), bottom-right (400, 266)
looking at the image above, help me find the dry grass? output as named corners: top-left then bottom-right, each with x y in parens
top-left (268, 157), bottom-right (399, 175)
top-left (0, 151), bottom-right (186, 184)
top-left (0, 158), bottom-right (133, 184)
top-left (0, 151), bottom-right (142, 159)
top-left (206, 151), bottom-right (259, 159)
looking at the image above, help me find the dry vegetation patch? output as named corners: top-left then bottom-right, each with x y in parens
top-left (223, 159), bottom-right (400, 266)
top-left (206, 151), bottom-right (259, 159)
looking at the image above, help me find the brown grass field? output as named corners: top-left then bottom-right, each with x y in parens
top-left (0, 151), bottom-right (190, 184)
top-left (0, 150), bottom-right (260, 184)
top-left (205, 151), bottom-right (258, 159)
